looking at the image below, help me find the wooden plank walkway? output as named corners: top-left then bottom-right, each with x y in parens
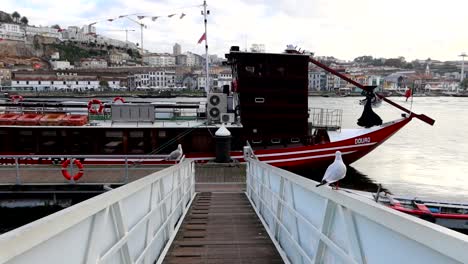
top-left (163, 192), bottom-right (284, 264)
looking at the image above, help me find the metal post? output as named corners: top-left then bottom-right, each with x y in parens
top-left (15, 157), bottom-right (21, 185)
top-left (140, 23), bottom-right (144, 62)
top-left (124, 157), bottom-right (129, 183)
top-left (70, 158), bottom-right (75, 184)
top-left (460, 53), bottom-right (466, 92)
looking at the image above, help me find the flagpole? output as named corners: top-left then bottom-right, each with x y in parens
top-left (203, 0), bottom-right (209, 93)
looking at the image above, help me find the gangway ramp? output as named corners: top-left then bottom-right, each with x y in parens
top-left (163, 192), bottom-right (283, 263)
top-left (1, 153), bottom-right (468, 264)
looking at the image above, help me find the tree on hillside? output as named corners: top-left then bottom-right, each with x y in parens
top-left (99, 80), bottom-right (110, 91)
top-left (353, 56), bottom-right (374, 63)
top-left (461, 78), bottom-right (468, 90)
top-left (51, 24), bottom-right (61, 30)
top-left (384, 58), bottom-right (405, 68)
top-left (11, 11), bottom-right (20, 23)
top-left (20, 16), bottom-right (28, 25)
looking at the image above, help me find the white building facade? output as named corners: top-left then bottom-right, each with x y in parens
top-left (143, 54), bottom-right (176, 67)
top-left (128, 69), bottom-right (176, 89)
top-left (80, 58), bottom-right (108, 69)
top-left (0, 23), bottom-right (25, 41)
top-left (51, 61), bottom-right (73, 70)
top-left (25, 26), bottom-right (61, 39)
top-left (11, 79), bottom-right (100, 91)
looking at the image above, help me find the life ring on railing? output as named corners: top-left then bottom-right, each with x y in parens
top-left (10, 95), bottom-right (24, 104)
top-left (61, 159), bottom-right (84, 181)
top-left (113, 97), bottom-right (125, 104)
top-left (87, 99), bottom-right (104, 114)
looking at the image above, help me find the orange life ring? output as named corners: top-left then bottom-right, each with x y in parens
top-left (87, 99), bottom-right (104, 114)
top-left (61, 159), bottom-right (84, 181)
top-left (10, 95), bottom-right (24, 103)
top-left (113, 97), bottom-right (125, 103)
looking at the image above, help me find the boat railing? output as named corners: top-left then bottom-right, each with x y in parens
top-left (0, 154), bottom-right (181, 185)
top-left (309, 107), bottom-right (342, 131)
top-left (0, 158), bottom-right (196, 264)
top-left (243, 147), bottom-right (468, 263)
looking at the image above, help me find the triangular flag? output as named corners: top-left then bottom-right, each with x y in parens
top-left (168, 14), bottom-right (176, 18)
top-left (197, 32), bottom-right (206, 44)
top-left (180, 13), bottom-right (186, 19)
top-left (137, 16), bottom-right (145, 20)
top-left (151, 16), bottom-right (159, 21)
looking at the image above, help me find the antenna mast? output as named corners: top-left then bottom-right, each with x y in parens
top-left (460, 53), bottom-right (467, 82)
top-left (202, 1), bottom-right (210, 93)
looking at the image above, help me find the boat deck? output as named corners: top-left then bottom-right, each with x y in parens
top-left (163, 192), bottom-right (284, 264)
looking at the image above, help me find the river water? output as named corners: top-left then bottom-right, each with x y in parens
top-left (309, 96), bottom-right (468, 202)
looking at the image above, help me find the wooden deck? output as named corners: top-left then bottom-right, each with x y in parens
top-left (163, 192), bottom-right (284, 264)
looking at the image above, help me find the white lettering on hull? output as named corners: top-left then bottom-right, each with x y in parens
top-left (355, 137), bottom-right (371, 145)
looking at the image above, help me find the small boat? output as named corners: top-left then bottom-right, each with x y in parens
top-left (350, 189), bottom-right (468, 233)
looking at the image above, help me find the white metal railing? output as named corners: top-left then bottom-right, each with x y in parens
top-left (0, 159), bottom-right (196, 264)
top-left (243, 147), bottom-right (468, 264)
top-left (0, 154), bottom-right (180, 185)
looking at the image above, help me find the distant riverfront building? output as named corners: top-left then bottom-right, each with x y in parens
top-left (143, 53), bottom-right (176, 67)
top-left (173, 43), bottom-right (181, 56)
top-left (0, 23), bottom-right (24, 41)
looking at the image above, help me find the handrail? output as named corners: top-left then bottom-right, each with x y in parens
top-left (0, 159), bottom-right (196, 264)
top-left (244, 148), bottom-right (468, 264)
top-left (0, 154), bottom-right (183, 185)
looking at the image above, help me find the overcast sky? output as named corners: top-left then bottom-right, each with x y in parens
top-left (2, 0), bottom-right (467, 61)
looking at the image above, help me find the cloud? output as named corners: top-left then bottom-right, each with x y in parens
top-left (2, 0), bottom-right (467, 61)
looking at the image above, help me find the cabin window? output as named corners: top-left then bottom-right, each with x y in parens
top-left (271, 138), bottom-right (281, 144)
top-left (128, 131), bottom-right (145, 154)
top-left (39, 130), bottom-right (64, 153)
top-left (17, 130), bottom-right (34, 152)
top-left (42, 131), bottom-right (57, 137)
top-left (19, 130), bottom-right (33, 136)
top-left (103, 130), bottom-right (124, 154)
top-left (291, 138), bottom-right (300, 143)
top-left (69, 130), bottom-right (92, 154)
top-left (158, 130), bottom-right (167, 138)
top-left (254, 97), bottom-right (265, 103)
top-left (245, 66), bottom-right (255, 74)
top-left (252, 139), bottom-right (262, 144)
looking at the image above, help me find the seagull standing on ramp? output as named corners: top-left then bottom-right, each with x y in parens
top-left (316, 151), bottom-right (347, 189)
top-left (167, 144), bottom-right (183, 161)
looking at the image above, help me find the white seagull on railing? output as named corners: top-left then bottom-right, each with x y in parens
top-left (166, 144), bottom-right (183, 161)
top-left (316, 151), bottom-right (347, 189)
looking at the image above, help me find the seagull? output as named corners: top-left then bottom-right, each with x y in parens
top-left (316, 151), bottom-right (347, 189)
top-left (166, 144), bottom-right (183, 161)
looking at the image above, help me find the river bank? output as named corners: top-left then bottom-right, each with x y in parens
top-left (4, 90), bottom-right (468, 99)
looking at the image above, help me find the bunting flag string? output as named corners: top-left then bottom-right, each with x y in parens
top-left (86, 7), bottom-right (198, 28)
